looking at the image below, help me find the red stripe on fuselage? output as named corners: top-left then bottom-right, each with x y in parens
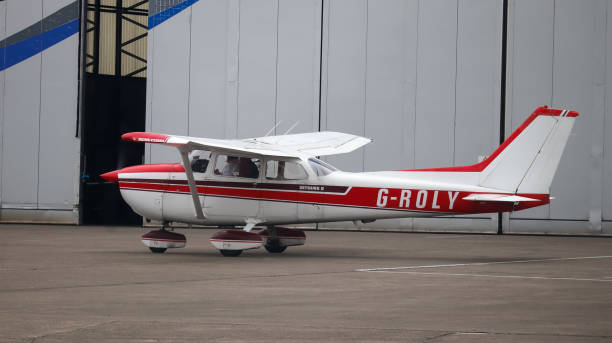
top-left (119, 180), bottom-right (548, 214)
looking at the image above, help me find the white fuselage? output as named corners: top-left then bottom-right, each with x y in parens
top-left (117, 162), bottom-right (545, 227)
top-left (105, 106), bottom-right (576, 229)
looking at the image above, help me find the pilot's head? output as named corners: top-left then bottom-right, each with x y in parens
top-left (227, 156), bottom-right (238, 163)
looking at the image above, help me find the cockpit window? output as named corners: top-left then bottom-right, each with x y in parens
top-left (308, 158), bottom-right (339, 177)
top-left (190, 150), bottom-right (211, 173)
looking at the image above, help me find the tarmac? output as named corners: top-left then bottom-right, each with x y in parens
top-left (1, 224), bottom-right (612, 342)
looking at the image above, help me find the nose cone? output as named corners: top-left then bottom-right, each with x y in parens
top-left (100, 170), bottom-right (120, 183)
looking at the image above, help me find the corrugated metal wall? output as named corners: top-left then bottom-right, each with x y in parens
top-left (506, 0), bottom-right (611, 234)
top-left (319, 0), bottom-right (502, 232)
top-left (0, 0), bottom-right (80, 223)
top-left (143, 0), bottom-right (611, 234)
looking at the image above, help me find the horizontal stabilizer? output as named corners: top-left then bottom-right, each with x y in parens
top-left (462, 194), bottom-right (539, 203)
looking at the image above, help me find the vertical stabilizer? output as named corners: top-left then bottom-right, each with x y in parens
top-left (478, 107), bottom-right (577, 193)
top-left (400, 106), bottom-right (578, 195)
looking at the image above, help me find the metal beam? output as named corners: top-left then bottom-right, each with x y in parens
top-left (115, 0), bottom-right (123, 76)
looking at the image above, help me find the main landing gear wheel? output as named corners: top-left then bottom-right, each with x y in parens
top-left (220, 249), bottom-right (243, 257)
top-left (210, 230), bottom-right (262, 257)
top-left (141, 226), bottom-right (186, 254)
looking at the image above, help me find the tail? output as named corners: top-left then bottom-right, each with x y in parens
top-left (411, 106), bottom-right (578, 194)
top-left (479, 106), bottom-right (577, 193)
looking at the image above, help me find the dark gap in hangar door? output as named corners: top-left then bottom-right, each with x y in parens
top-left (80, 0), bottom-right (148, 225)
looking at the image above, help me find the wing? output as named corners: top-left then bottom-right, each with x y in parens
top-left (247, 131), bottom-right (372, 156)
top-left (122, 131), bottom-right (372, 158)
top-left (121, 131), bottom-right (370, 221)
top-left (122, 132), bottom-right (296, 158)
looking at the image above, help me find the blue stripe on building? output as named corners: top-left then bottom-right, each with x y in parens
top-left (0, 1), bottom-right (79, 72)
top-left (0, 19), bottom-right (79, 71)
top-left (148, 0), bottom-right (199, 30)
top-left (0, 0), bottom-right (200, 71)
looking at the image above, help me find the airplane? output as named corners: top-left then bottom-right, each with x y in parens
top-left (101, 106), bottom-right (578, 256)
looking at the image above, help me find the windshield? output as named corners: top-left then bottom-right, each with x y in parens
top-left (308, 158), bottom-right (339, 177)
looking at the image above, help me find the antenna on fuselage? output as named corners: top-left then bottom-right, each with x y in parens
top-left (264, 120), bottom-right (283, 137)
top-left (283, 121), bottom-right (300, 135)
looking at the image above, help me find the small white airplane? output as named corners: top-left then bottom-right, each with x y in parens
top-left (101, 106), bottom-right (577, 256)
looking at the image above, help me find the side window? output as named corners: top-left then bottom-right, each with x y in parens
top-left (214, 155), bottom-right (260, 179)
top-left (266, 160), bottom-right (280, 179)
top-left (266, 160), bottom-right (307, 181)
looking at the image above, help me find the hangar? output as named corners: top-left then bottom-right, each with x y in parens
top-left (0, 0), bottom-right (611, 235)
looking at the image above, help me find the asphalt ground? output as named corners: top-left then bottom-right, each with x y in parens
top-left (1, 224), bottom-right (611, 342)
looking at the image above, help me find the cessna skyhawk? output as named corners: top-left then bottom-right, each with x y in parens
top-left (101, 106), bottom-right (578, 256)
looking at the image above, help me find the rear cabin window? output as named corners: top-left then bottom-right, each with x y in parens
top-left (265, 160), bottom-right (307, 181)
top-left (214, 155), bottom-right (260, 179)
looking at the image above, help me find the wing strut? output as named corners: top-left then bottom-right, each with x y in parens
top-left (179, 148), bottom-right (206, 219)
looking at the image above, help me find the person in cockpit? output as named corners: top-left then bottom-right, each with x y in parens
top-left (221, 156), bottom-right (240, 176)
top-left (191, 155), bottom-right (209, 173)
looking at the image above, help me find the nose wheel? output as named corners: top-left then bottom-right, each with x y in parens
top-left (208, 227), bottom-right (307, 256)
top-left (264, 239), bottom-right (287, 253)
top-left (259, 227), bottom-right (305, 254)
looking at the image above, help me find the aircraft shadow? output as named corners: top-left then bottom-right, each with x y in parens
top-left (94, 248), bottom-right (553, 264)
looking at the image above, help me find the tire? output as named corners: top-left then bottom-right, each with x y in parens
top-left (264, 243), bottom-right (287, 253)
top-left (220, 249), bottom-right (242, 257)
top-left (149, 247), bottom-right (167, 254)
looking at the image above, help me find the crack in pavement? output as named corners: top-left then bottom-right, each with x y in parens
top-left (13, 320), bottom-right (612, 342)
top-left (423, 331), bottom-right (454, 342)
top-left (26, 321), bottom-right (119, 342)
top-left (421, 330), bottom-right (612, 342)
